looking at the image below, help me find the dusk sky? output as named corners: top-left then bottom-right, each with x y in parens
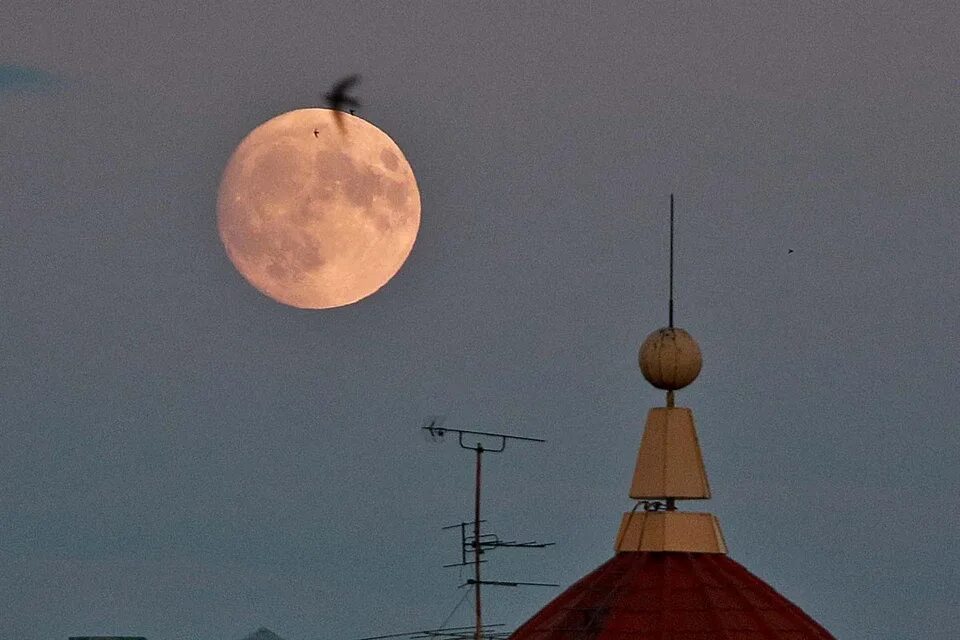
top-left (2, 3), bottom-right (958, 639)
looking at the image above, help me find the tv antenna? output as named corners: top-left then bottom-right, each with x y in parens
top-left (423, 418), bottom-right (554, 640)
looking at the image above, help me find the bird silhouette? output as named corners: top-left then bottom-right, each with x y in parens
top-left (324, 74), bottom-right (361, 132)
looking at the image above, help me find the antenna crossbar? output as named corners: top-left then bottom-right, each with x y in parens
top-left (423, 424), bottom-right (544, 453)
top-left (486, 540), bottom-right (555, 549)
top-left (425, 426), bottom-right (544, 443)
top-left (354, 624), bottom-right (507, 640)
top-left (441, 519), bottom-right (487, 530)
top-left (464, 579), bottom-right (559, 588)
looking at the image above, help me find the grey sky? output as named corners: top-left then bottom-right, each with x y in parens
top-left (1, 2), bottom-right (958, 639)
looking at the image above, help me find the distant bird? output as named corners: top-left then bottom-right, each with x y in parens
top-left (324, 74), bottom-right (361, 132)
top-left (788, 249), bottom-right (794, 254)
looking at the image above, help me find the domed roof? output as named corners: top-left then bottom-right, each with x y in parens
top-left (510, 552), bottom-right (835, 639)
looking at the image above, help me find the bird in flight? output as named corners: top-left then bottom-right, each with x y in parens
top-left (324, 74), bottom-right (361, 132)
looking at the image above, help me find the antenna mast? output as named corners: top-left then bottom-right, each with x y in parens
top-left (423, 421), bottom-right (553, 640)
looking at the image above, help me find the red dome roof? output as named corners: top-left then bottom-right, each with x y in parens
top-left (510, 552), bottom-right (835, 639)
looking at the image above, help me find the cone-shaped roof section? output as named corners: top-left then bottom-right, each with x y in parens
top-left (510, 553), bottom-right (835, 639)
top-left (509, 196), bottom-right (834, 638)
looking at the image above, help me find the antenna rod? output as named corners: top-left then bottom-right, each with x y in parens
top-left (669, 193), bottom-right (675, 328)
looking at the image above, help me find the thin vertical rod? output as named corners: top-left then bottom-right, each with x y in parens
top-left (669, 193), bottom-right (675, 328)
top-left (474, 445), bottom-right (483, 640)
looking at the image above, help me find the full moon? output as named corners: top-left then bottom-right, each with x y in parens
top-left (217, 108), bottom-right (421, 308)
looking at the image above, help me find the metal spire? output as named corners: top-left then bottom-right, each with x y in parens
top-left (669, 193), bottom-right (675, 329)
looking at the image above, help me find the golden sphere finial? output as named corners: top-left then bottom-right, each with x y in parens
top-left (639, 327), bottom-right (702, 390)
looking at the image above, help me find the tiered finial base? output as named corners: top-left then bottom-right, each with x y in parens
top-left (615, 511), bottom-right (727, 553)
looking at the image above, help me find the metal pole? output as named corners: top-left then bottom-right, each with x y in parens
top-left (474, 444), bottom-right (483, 640)
top-left (669, 193), bottom-right (674, 329)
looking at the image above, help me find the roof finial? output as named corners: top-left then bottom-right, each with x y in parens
top-left (616, 194), bottom-right (725, 553)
